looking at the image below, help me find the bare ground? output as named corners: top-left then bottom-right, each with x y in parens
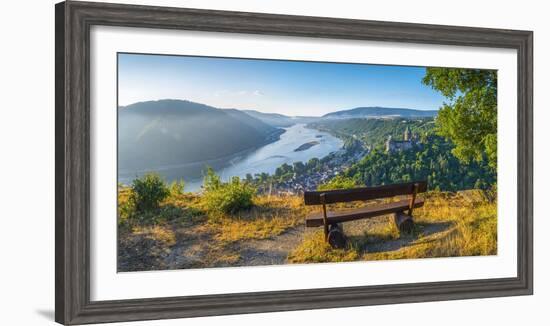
top-left (233, 227), bottom-right (305, 266)
top-left (118, 213), bottom-right (454, 271)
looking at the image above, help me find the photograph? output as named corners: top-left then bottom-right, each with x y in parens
top-left (0, 0), bottom-right (540, 324)
top-left (116, 53), bottom-right (498, 272)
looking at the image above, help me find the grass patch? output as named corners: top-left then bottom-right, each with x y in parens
top-left (210, 195), bottom-right (306, 243)
top-left (288, 190), bottom-right (497, 264)
top-left (118, 182), bottom-right (497, 270)
top-left (287, 230), bottom-right (359, 263)
top-left (363, 191), bottom-right (497, 260)
top-left (131, 225), bottom-right (177, 247)
top-left (362, 220), bottom-right (401, 244)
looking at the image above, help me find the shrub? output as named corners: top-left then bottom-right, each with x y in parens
top-left (117, 187), bottom-right (135, 228)
top-left (202, 166), bottom-right (222, 192)
top-left (202, 171), bottom-right (255, 216)
top-left (129, 173), bottom-right (169, 213)
top-left (317, 175), bottom-right (358, 191)
top-left (169, 179), bottom-right (185, 196)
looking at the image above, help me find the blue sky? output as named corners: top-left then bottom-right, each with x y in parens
top-left (118, 53), bottom-right (446, 117)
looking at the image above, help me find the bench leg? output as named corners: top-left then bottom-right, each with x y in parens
top-left (393, 211), bottom-right (414, 234)
top-left (327, 223), bottom-right (347, 249)
top-left (323, 223), bottom-right (329, 241)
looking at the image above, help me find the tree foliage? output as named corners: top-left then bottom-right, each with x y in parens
top-left (309, 118), bottom-right (434, 148)
top-left (318, 175), bottom-right (358, 191)
top-left (422, 68), bottom-right (497, 169)
top-left (345, 135), bottom-right (495, 192)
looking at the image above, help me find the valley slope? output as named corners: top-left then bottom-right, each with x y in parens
top-left (118, 100), bottom-right (284, 172)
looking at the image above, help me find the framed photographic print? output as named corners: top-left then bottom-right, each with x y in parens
top-left (55, 1), bottom-right (533, 324)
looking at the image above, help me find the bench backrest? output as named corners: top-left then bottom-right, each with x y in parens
top-left (303, 181), bottom-right (428, 205)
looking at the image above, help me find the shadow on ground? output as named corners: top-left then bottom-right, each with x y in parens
top-left (348, 221), bottom-right (453, 254)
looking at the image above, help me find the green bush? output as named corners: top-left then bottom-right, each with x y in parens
top-left (318, 175), bottom-right (358, 191)
top-left (129, 173), bottom-right (169, 213)
top-left (169, 179), bottom-right (185, 196)
top-left (202, 169), bottom-right (255, 215)
top-left (202, 166), bottom-right (222, 192)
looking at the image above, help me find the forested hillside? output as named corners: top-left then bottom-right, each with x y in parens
top-left (118, 100), bottom-right (283, 171)
top-left (322, 106), bottom-right (438, 119)
top-left (308, 118), bottom-right (434, 147)
top-left (344, 135), bottom-right (496, 191)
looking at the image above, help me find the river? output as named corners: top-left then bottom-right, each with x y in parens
top-left (119, 124), bottom-right (343, 192)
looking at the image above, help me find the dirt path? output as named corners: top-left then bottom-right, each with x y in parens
top-left (119, 214), bottom-right (454, 271)
top-left (161, 224), bottom-right (308, 269)
top-left (233, 227), bottom-right (306, 266)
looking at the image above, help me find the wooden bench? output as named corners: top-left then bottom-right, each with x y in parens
top-left (303, 181), bottom-right (428, 248)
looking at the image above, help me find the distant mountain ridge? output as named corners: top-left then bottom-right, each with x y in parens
top-left (322, 106), bottom-right (438, 119)
top-left (118, 99), bottom-right (283, 174)
top-left (242, 109), bottom-right (318, 127)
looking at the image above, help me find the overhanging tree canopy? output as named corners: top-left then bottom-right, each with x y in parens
top-left (422, 68), bottom-right (497, 170)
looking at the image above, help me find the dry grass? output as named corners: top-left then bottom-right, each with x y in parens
top-left (118, 223), bottom-right (178, 272)
top-left (118, 186), bottom-right (497, 271)
top-left (373, 190), bottom-right (498, 260)
top-left (210, 195), bottom-right (306, 243)
top-left (362, 220), bottom-right (401, 244)
top-left (288, 190), bottom-right (497, 263)
top-left (130, 225), bottom-right (177, 246)
top-left (287, 230), bottom-right (359, 263)
top-left (118, 189), bottom-right (311, 270)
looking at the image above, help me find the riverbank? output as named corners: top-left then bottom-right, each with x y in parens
top-left (119, 123), bottom-right (347, 193)
top-left (118, 127), bottom-right (286, 187)
top-left (186, 124), bottom-right (343, 191)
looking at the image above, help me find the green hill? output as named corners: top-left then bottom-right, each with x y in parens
top-left (242, 109), bottom-right (319, 127)
top-left (323, 106), bottom-right (438, 119)
top-left (308, 117), bottom-right (434, 147)
top-left (118, 99), bottom-right (283, 171)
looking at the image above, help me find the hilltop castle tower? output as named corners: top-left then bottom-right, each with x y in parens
top-left (404, 126), bottom-right (411, 141)
top-left (385, 127), bottom-right (418, 153)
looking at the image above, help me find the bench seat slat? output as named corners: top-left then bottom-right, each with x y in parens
top-left (305, 198), bottom-right (425, 227)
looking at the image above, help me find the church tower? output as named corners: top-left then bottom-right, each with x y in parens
top-left (404, 126), bottom-right (411, 141)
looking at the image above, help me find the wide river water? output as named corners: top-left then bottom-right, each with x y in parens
top-left (119, 124), bottom-right (343, 192)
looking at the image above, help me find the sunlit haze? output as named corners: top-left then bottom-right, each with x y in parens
top-left (118, 53), bottom-right (446, 116)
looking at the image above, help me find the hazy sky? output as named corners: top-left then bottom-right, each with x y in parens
top-left (118, 53), bottom-right (446, 117)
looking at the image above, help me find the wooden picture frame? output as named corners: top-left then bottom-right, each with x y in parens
top-left (55, 1), bottom-right (533, 324)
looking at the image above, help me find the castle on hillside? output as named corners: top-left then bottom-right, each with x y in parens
top-left (385, 126), bottom-right (419, 152)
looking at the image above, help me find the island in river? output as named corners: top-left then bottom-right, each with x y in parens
top-left (294, 141), bottom-right (320, 152)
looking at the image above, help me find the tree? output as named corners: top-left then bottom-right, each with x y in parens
top-left (422, 68), bottom-right (497, 169)
top-left (318, 175), bottom-right (358, 191)
top-left (293, 161), bottom-right (305, 174)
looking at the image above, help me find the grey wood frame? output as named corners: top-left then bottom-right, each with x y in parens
top-left (55, 1), bottom-right (533, 324)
